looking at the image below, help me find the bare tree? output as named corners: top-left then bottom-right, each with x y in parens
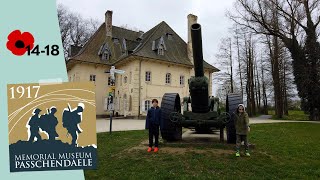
top-left (57, 4), bottom-right (72, 57)
top-left (216, 37), bottom-right (234, 93)
top-left (229, 0), bottom-right (320, 120)
top-left (234, 26), bottom-right (245, 97)
top-left (57, 4), bottom-right (100, 58)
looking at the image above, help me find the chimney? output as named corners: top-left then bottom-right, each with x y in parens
top-left (187, 14), bottom-right (198, 64)
top-left (105, 10), bottom-right (113, 38)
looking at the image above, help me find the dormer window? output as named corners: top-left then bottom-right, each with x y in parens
top-left (98, 43), bottom-right (111, 61)
top-left (102, 50), bottom-right (110, 60)
top-left (122, 38), bottom-right (127, 54)
top-left (166, 33), bottom-right (173, 40)
top-left (152, 36), bottom-right (167, 56)
top-left (152, 41), bottom-right (156, 50)
top-left (158, 44), bottom-right (164, 56)
top-left (112, 37), bottom-right (119, 44)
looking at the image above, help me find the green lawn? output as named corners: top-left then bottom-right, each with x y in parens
top-left (85, 123), bottom-right (320, 179)
top-left (269, 110), bottom-right (310, 121)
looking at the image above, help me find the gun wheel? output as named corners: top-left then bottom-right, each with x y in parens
top-left (161, 93), bottom-right (182, 141)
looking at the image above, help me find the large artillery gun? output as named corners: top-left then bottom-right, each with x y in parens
top-left (160, 23), bottom-right (242, 143)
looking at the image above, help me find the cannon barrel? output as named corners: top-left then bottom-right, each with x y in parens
top-left (191, 23), bottom-right (204, 77)
top-left (189, 23), bottom-right (209, 113)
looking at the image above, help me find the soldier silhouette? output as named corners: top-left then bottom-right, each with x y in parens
top-left (27, 108), bottom-right (42, 143)
top-left (40, 107), bottom-right (59, 141)
top-left (63, 103), bottom-right (85, 146)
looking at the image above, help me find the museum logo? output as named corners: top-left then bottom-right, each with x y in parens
top-left (7, 82), bottom-right (97, 172)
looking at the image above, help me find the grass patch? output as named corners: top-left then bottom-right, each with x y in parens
top-left (269, 110), bottom-right (309, 121)
top-left (85, 123), bottom-right (320, 179)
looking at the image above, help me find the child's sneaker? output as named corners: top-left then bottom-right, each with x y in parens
top-left (235, 151), bottom-right (240, 157)
top-left (245, 151), bottom-right (250, 156)
top-left (147, 147), bottom-right (152, 152)
top-left (154, 147), bottom-right (159, 152)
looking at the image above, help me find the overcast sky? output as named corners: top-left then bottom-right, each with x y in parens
top-left (56, 0), bottom-right (235, 95)
top-left (56, 0), bottom-right (235, 65)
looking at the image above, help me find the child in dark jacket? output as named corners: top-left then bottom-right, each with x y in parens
top-left (145, 99), bottom-right (161, 152)
top-left (234, 104), bottom-right (250, 157)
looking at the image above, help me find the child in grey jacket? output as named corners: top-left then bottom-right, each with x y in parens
top-left (234, 104), bottom-right (250, 157)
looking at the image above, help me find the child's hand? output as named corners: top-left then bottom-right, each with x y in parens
top-left (248, 127), bottom-right (250, 132)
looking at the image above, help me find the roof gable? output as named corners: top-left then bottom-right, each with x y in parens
top-left (68, 21), bottom-right (219, 72)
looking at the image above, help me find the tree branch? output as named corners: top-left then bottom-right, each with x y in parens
top-left (315, 16), bottom-right (320, 28)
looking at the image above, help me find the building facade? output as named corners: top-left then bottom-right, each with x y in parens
top-left (66, 11), bottom-right (219, 117)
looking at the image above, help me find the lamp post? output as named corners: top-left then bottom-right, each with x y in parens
top-left (105, 66), bottom-right (125, 134)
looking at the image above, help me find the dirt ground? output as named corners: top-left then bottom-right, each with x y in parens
top-left (128, 140), bottom-right (235, 155)
top-left (126, 128), bottom-right (255, 156)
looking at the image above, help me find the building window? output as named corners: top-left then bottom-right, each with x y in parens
top-left (166, 73), bottom-right (171, 84)
top-left (113, 37), bottom-right (119, 44)
top-left (180, 75), bottom-right (185, 85)
top-left (122, 38), bottom-right (127, 53)
top-left (124, 76), bottom-right (127, 83)
top-left (103, 50), bottom-right (110, 60)
top-left (129, 72), bottom-right (132, 84)
top-left (145, 71), bottom-right (151, 82)
top-left (145, 100), bottom-right (151, 111)
top-left (166, 33), bottom-right (173, 40)
top-left (90, 75), bottom-right (96, 82)
top-left (98, 43), bottom-right (111, 61)
top-left (108, 76), bottom-right (115, 86)
top-left (158, 45), bottom-right (164, 55)
top-left (120, 75), bottom-right (122, 86)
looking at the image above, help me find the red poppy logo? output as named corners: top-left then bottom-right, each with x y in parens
top-left (6, 30), bottom-right (34, 56)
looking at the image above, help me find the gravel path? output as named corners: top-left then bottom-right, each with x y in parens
top-left (96, 115), bottom-right (319, 133)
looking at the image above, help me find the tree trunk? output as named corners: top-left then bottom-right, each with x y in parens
top-left (229, 38), bottom-right (234, 93)
top-left (261, 66), bottom-right (268, 115)
top-left (255, 55), bottom-right (261, 112)
top-left (249, 39), bottom-right (256, 116)
top-left (282, 56), bottom-right (289, 116)
top-left (236, 33), bottom-right (244, 98)
top-left (244, 35), bottom-right (252, 117)
top-left (272, 36), bottom-right (284, 118)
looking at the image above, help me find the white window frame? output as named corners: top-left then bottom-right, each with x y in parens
top-left (158, 45), bottom-right (164, 55)
top-left (108, 76), bottom-right (111, 85)
top-left (166, 73), bottom-right (171, 84)
top-left (180, 75), bottom-right (185, 85)
top-left (90, 74), bottom-right (96, 82)
top-left (103, 50), bottom-right (110, 60)
top-left (145, 100), bottom-right (151, 111)
top-left (145, 71), bottom-right (151, 82)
